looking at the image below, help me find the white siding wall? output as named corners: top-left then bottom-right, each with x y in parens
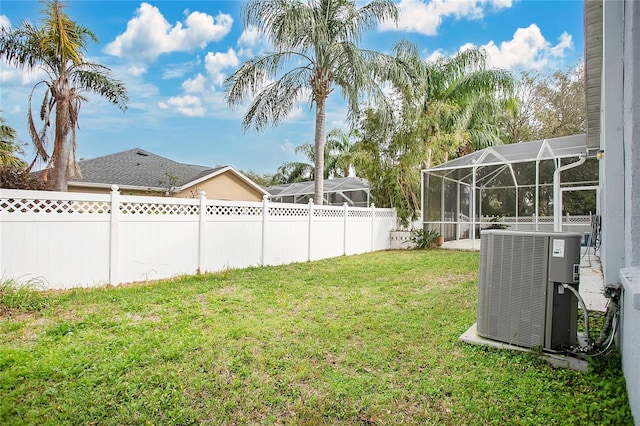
top-left (600, 0), bottom-right (640, 422)
top-left (620, 0), bottom-right (640, 421)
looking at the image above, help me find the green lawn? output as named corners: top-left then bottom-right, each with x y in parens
top-left (0, 250), bottom-right (632, 425)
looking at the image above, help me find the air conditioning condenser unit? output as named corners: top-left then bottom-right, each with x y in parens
top-left (476, 230), bottom-right (582, 351)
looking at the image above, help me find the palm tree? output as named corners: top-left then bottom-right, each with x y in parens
top-left (395, 42), bottom-right (513, 166)
top-left (225, 0), bottom-right (411, 204)
top-left (351, 44), bottom-right (513, 225)
top-left (0, 116), bottom-right (27, 168)
top-left (273, 128), bottom-right (355, 185)
top-left (0, 0), bottom-right (128, 191)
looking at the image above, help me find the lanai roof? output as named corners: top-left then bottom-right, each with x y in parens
top-left (426, 134), bottom-right (588, 174)
top-left (267, 176), bottom-right (369, 197)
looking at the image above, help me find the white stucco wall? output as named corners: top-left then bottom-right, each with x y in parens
top-left (621, 1), bottom-right (640, 421)
top-left (602, 0), bottom-right (640, 422)
top-left (623, 0), bottom-right (640, 266)
top-left (620, 269), bottom-right (640, 423)
top-left (600, 0), bottom-right (625, 286)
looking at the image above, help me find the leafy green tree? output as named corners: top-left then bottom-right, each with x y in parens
top-left (240, 169), bottom-right (276, 188)
top-left (352, 46), bottom-right (513, 226)
top-left (503, 64), bottom-right (585, 143)
top-left (497, 63), bottom-right (593, 217)
top-left (0, 116), bottom-right (27, 168)
top-left (501, 71), bottom-right (540, 144)
top-left (394, 44), bottom-right (513, 166)
top-left (534, 64), bottom-right (585, 138)
top-left (351, 108), bottom-right (422, 227)
top-left (0, 0), bottom-right (128, 191)
top-left (225, 0), bottom-right (411, 204)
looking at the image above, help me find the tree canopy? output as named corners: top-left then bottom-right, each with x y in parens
top-left (225, 0), bottom-right (412, 204)
top-left (351, 46), bottom-right (514, 226)
top-left (0, 116), bottom-right (27, 169)
top-left (0, 0), bottom-right (128, 191)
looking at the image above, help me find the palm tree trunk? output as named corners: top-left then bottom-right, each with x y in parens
top-left (53, 93), bottom-right (70, 192)
top-left (314, 97), bottom-right (326, 205)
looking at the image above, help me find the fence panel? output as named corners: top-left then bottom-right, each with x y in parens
top-left (0, 189), bottom-right (111, 288)
top-left (310, 206), bottom-right (345, 261)
top-left (345, 209), bottom-right (374, 255)
top-left (205, 200), bottom-right (264, 271)
top-left (117, 195), bottom-right (201, 283)
top-left (0, 188), bottom-right (395, 289)
top-left (265, 202), bottom-right (310, 265)
top-left (373, 209), bottom-right (396, 250)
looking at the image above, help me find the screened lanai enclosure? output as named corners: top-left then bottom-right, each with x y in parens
top-left (267, 176), bottom-right (371, 207)
top-left (422, 134), bottom-right (599, 245)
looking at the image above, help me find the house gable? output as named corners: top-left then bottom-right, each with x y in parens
top-left (175, 168), bottom-right (266, 201)
top-left (67, 148), bottom-right (266, 201)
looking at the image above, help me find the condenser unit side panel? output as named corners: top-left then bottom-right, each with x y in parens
top-left (477, 233), bottom-right (492, 336)
top-left (476, 233), bottom-right (495, 337)
top-left (476, 231), bottom-right (550, 348)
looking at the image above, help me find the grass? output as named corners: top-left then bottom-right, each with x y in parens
top-left (0, 250), bottom-right (633, 425)
top-left (0, 276), bottom-right (48, 314)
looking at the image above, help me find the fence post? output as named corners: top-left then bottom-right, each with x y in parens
top-left (370, 203), bottom-right (376, 252)
top-left (261, 195), bottom-right (269, 265)
top-left (198, 191), bottom-right (206, 274)
top-left (343, 202), bottom-right (348, 256)
top-left (308, 199), bottom-right (314, 261)
top-left (109, 185), bottom-right (120, 285)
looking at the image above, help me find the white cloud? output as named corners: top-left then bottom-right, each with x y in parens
top-left (467, 24), bottom-right (574, 70)
top-left (204, 48), bottom-right (239, 86)
top-left (182, 73), bottom-right (208, 94)
top-left (127, 66), bottom-right (147, 77)
top-left (238, 25), bottom-right (261, 47)
top-left (425, 49), bottom-right (445, 63)
top-left (154, 48), bottom-right (237, 119)
top-left (161, 58), bottom-right (201, 79)
top-left (280, 140), bottom-right (296, 156)
top-left (104, 3), bottom-right (233, 62)
top-left (549, 32), bottom-right (573, 58)
top-left (0, 63), bottom-right (46, 85)
top-left (380, 0), bottom-right (512, 36)
top-left (158, 95), bottom-right (205, 117)
top-left (285, 105), bottom-right (304, 122)
top-left (0, 14), bottom-right (11, 29)
top-left (237, 25), bottom-right (269, 57)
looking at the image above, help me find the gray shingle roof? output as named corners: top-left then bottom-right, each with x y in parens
top-left (70, 148), bottom-right (226, 189)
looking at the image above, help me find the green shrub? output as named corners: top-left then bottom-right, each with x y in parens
top-left (409, 228), bottom-right (441, 249)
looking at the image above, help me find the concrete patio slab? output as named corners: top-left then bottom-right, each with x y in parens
top-left (460, 323), bottom-right (588, 372)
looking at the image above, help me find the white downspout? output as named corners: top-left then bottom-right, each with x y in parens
top-left (553, 155), bottom-right (586, 231)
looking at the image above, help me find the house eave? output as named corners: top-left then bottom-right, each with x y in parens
top-left (69, 181), bottom-right (167, 193)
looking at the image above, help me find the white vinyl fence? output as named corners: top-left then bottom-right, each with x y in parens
top-left (0, 187), bottom-right (397, 289)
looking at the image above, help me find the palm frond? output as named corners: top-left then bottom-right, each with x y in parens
top-left (0, 23), bottom-right (43, 69)
top-left (73, 68), bottom-right (128, 111)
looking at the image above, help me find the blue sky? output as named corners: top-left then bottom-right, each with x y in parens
top-left (0, 0), bottom-right (584, 175)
